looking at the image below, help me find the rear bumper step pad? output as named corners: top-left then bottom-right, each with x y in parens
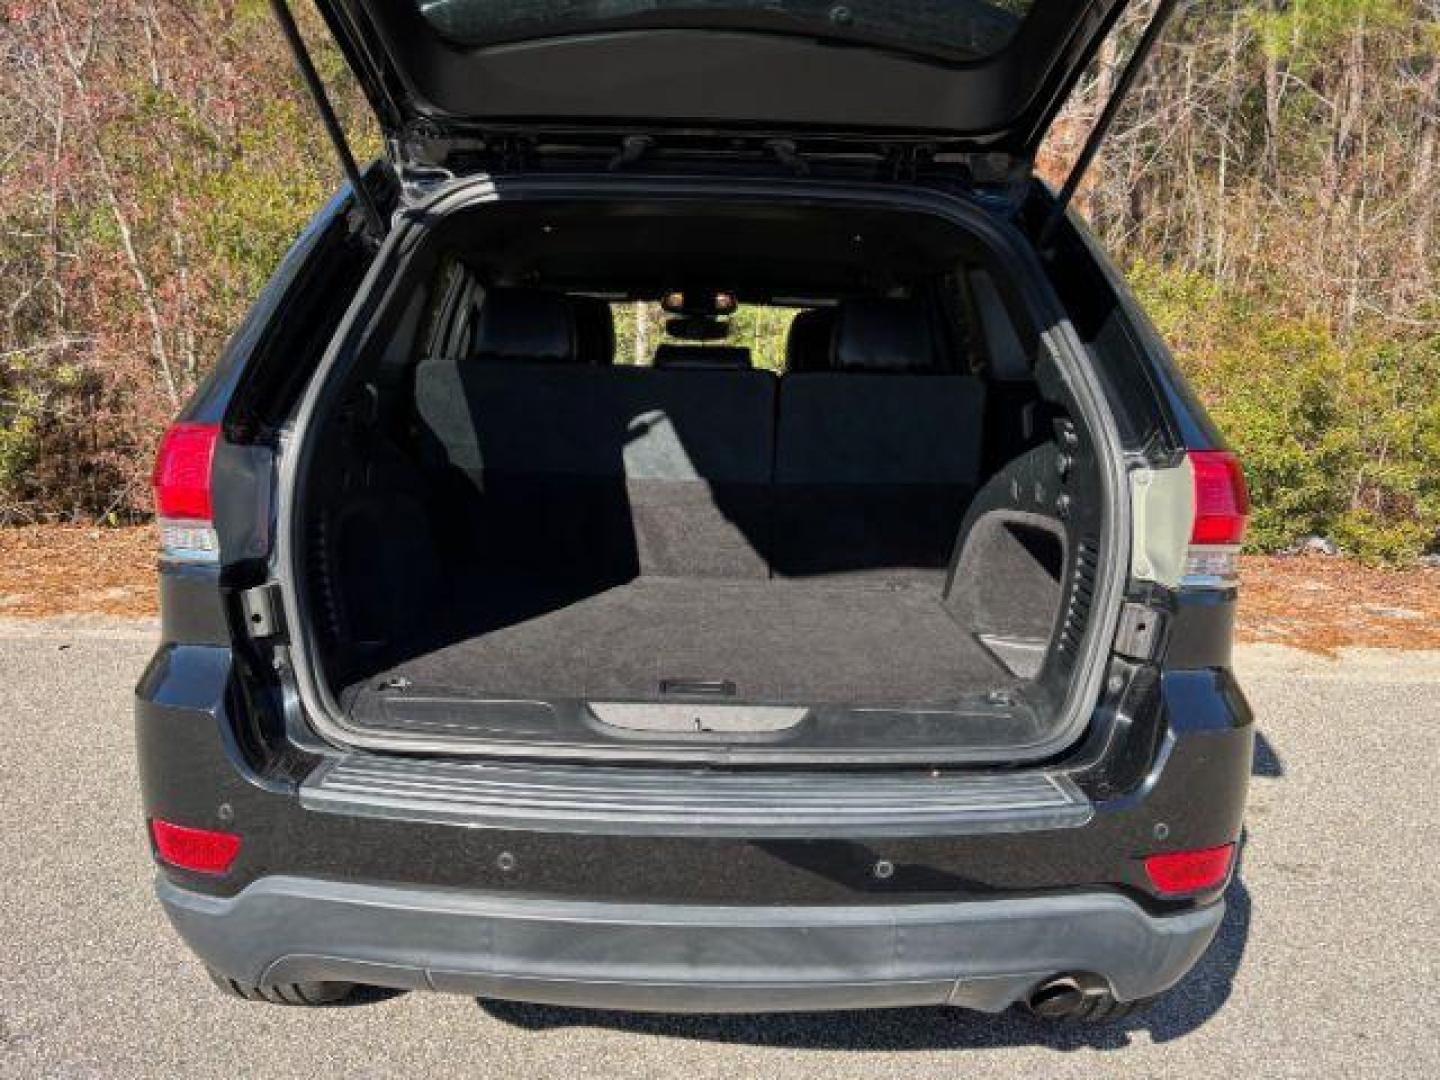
top-left (300, 755), bottom-right (1092, 838)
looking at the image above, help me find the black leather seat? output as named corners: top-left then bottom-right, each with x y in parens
top-left (416, 291), bottom-right (982, 587)
top-left (466, 288), bottom-right (581, 363)
top-left (572, 296), bottom-right (615, 366)
top-left (773, 299), bottom-right (986, 582)
top-left (416, 289), bottom-right (776, 582)
top-left (828, 297), bottom-right (939, 372)
top-left (784, 307), bottom-right (838, 373)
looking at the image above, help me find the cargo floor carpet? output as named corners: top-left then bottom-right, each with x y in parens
top-left (343, 574), bottom-right (1009, 708)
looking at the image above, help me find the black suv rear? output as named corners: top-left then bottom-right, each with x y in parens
top-left (138, 0), bottom-right (1251, 1021)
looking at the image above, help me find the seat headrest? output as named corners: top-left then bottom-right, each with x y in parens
top-left (785, 308), bottom-right (838, 373)
top-left (571, 296), bottom-right (615, 366)
top-left (470, 288), bottom-right (577, 363)
top-left (653, 344), bottom-right (753, 370)
top-left (832, 298), bottom-right (937, 373)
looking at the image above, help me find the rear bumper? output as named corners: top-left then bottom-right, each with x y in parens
top-left (139, 646), bottom-right (1249, 1013)
top-left (159, 874), bottom-right (1222, 1014)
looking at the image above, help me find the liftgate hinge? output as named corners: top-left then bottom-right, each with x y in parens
top-left (240, 582), bottom-right (286, 640)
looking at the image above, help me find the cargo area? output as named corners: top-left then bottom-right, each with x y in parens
top-left (287, 196), bottom-right (1113, 762)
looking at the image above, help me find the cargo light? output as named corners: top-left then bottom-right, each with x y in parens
top-left (1183, 451), bottom-right (1248, 587)
top-left (1143, 842), bottom-right (1235, 896)
top-left (152, 422), bottom-right (221, 563)
top-left (149, 818), bottom-right (241, 875)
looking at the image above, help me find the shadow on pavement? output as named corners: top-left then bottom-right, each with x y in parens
top-left (336, 985), bottom-right (410, 1007)
top-left (1253, 730), bottom-right (1285, 778)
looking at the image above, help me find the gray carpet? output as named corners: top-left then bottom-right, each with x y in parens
top-left (353, 575), bottom-right (1009, 707)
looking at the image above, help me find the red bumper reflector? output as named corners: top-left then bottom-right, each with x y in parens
top-left (149, 819), bottom-right (241, 875)
top-left (1143, 843), bottom-right (1235, 895)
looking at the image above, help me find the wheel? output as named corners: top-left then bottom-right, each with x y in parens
top-left (206, 966), bottom-right (361, 1006)
top-left (1024, 975), bottom-right (1156, 1023)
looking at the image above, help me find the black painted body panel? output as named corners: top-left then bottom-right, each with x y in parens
top-left (136, 645), bottom-right (1250, 912)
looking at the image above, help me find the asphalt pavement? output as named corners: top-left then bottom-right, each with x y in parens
top-left (1, 620), bottom-right (1437, 1078)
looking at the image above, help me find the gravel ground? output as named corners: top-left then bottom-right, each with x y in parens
top-left (1, 625), bottom-right (1437, 1078)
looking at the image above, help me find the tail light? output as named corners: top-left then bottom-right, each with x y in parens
top-left (149, 818), bottom-right (241, 875)
top-left (1182, 451), bottom-right (1249, 587)
top-left (152, 422), bottom-right (221, 562)
top-left (1131, 449), bottom-right (1249, 590)
top-left (1143, 842), bottom-right (1235, 896)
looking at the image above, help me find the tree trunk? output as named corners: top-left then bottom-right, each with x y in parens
top-left (1406, 60), bottom-right (1440, 299)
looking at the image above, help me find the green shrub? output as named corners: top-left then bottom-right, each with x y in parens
top-left (1132, 263), bottom-right (1440, 560)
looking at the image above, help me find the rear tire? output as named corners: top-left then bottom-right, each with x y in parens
top-left (206, 967), bottom-right (360, 1006)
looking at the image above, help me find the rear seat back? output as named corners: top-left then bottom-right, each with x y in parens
top-left (773, 300), bottom-right (985, 582)
top-left (457, 365), bottom-right (774, 579)
top-left (784, 307), bottom-right (837, 373)
top-left (416, 290), bottom-right (983, 587)
top-left (416, 290), bottom-right (775, 580)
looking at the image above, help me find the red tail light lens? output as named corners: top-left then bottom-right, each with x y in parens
top-left (1143, 843), bottom-right (1235, 895)
top-left (149, 818), bottom-right (241, 875)
top-left (152, 422), bottom-right (220, 521)
top-left (1189, 451), bottom-right (1249, 546)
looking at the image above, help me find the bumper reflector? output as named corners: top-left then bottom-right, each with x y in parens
top-left (1143, 843), bottom-right (1235, 895)
top-left (149, 819), bottom-right (241, 875)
